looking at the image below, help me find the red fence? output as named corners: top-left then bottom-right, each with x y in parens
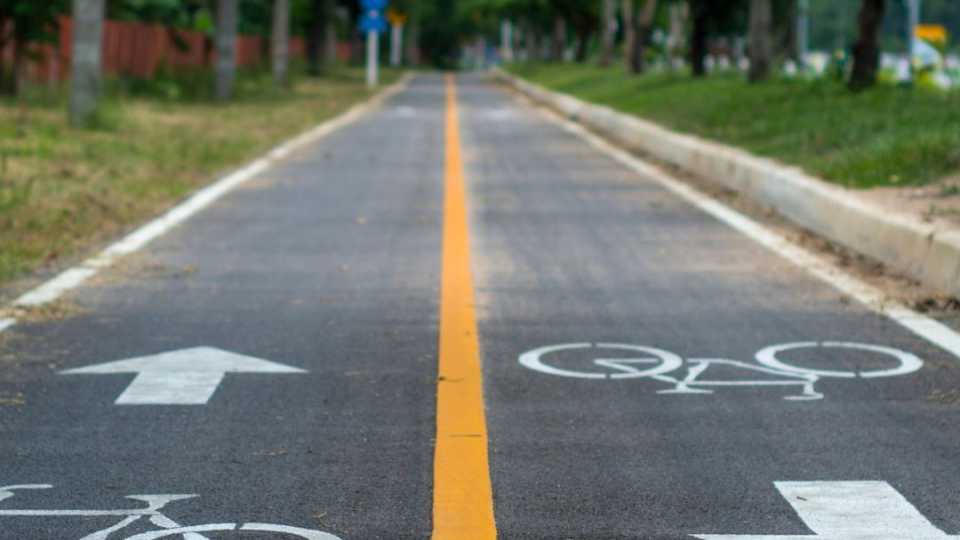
top-left (2, 16), bottom-right (311, 84)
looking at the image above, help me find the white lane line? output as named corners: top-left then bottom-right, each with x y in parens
top-left (0, 75), bottom-right (412, 329)
top-left (0, 318), bottom-right (15, 333)
top-left (531, 101), bottom-right (960, 361)
top-left (694, 481), bottom-right (958, 539)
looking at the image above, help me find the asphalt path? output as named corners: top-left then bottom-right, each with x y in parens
top-left (1, 73), bottom-right (959, 540)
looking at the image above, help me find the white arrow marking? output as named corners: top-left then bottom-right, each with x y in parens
top-left (694, 481), bottom-right (959, 539)
top-left (61, 347), bottom-right (306, 405)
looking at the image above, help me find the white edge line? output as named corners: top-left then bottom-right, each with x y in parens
top-left (533, 102), bottom-right (960, 361)
top-left (1, 73), bottom-right (413, 331)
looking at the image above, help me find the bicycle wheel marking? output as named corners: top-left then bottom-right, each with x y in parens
top-left (518, 341), bottom-right (924, 401)
top-left (519, 343), bottom-right (683, 380)
top-left (0, 484), bottom-right (342, 540)
top-left (754, 341), bottom-right (924, 379)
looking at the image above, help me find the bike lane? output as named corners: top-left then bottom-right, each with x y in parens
top-left (456, 74), bottom-right (960, 538)
top-left (0, 76), bottom-right (447, 539)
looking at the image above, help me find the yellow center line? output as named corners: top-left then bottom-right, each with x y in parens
top-left (432, 74), bottom-right (497, 539)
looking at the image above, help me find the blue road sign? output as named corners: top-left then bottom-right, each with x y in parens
top-left (361, 0), bottom-right (388, 11)
top-left (359, 9), bottom-right (388, 33)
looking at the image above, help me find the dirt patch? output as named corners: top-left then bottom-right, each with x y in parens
top-left (0, 391), bottom-right (26, 407)
top-left (928, 388), bottom-right (960, 405)
top-left (88, 254), bottom-right (197, 286)
top-left (236, 176), bottom-right (281, 191)
top-left (861, 176), bottom-right (960, 228)
top-left (0, 299), bottom-right (86, 324)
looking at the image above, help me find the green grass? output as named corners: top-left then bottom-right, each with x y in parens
top-left (0, 66), bottom-right (399, 285)
top-left (507, 63), bottom-right (960, 190)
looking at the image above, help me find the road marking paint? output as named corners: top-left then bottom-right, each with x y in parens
top-left (519, 341), bottom-right (920, 400)
top-left (60, 347), bottom-right (306, 405)
top-left (529, 101), bottom-right (960, 363)
top-left (694, 481), bottom-right (959, 539)
top-left (14, 267), bottom-right (99, 307)
top-left (0, 318), bottom-right (15, 333)
top-left (0, 75), bottom-right (413, 325)
top-left (0, 485), bottom-right (340, 540)
top-left (432, 75), bottom-right (497, 540)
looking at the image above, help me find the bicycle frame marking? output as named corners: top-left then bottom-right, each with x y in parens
top-left (518, 341), bottom-right (923, 401)
top-left (0, 485), bottom-right (342, 540)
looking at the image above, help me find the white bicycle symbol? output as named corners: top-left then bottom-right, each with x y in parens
top-left (518, 341), bottom-right (924, 401)
top-left (0, 484), bottom-right (341, 540)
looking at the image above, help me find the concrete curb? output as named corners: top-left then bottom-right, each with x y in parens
top-left (496, 69), bottom-right (960, 297)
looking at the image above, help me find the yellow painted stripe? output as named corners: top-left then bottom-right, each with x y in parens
top-left (432, 75), bottom-right (497, 540)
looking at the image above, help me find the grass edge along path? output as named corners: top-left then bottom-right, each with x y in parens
top-left (0, 68), bottom-right (399, 289)
top-left (506, 63), bottom-right (960, 191)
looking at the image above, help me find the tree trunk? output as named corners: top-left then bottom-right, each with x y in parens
top-left (632, 0), bottom-right (658, 73)
top-left (748, 0), bottom-right (772, 82)
top-left (622, 0), bottom-right (636, 70)
top-left (12, 37), bottom-right (27, 97)
top-left (271, 0), bottom-right (289, 88)
top-left (325, 3), bottom-right (339, 65)
top-left (525, 26), bottom-right (539, 62)
top-left (574, 28), bottom-right (591, 63)
top-left (306, 0), bottom-right (324, 75)
top-left (781, 0), bottom-right (800, 64)
top-left (690, 4), bottom-right (708, 77)
top-left (551, 16), bottom-right (566, 62)
top-left (215, 0), bottom-right (237, 101)
top-left (69, 0), bottom-right (105, 126)
top-left (404, 19), bottom-right (419, 65)
top-left (667, 2), bottom-right (687, 71)
top-left (849, 0), bottom-right (885, 91)
top-left (598, 0), bottom-right (617, 67)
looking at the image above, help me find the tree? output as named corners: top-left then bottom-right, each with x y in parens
top-left (688, 0), bottom-right (748, 77)
top-left (622, 0), bottom-right (635, 70)
top-left (849, 0), bottom-right (884, 91)
top-left (550, 14), bottom-right (566, 61)
top-left (304, 0), bottom-right (332, 74)
top-left (271, 0), bottom-right (289, 88)
top-left (214, 0), bottom-right (237, 100)
top-left (689, 0), bottom-right (709, 76)
top-left (0, 1), bottom-right (68, 96)
top-left (69, 0), bottom-right (105, 126)
top-left (598, 0), bottom-right (616, 67)
top-left (632, 0), bottom-right (657, 73)
top-left (748, 0), bottom-right (772, 82)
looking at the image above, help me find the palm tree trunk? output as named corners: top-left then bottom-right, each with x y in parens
top-left (748, 0), bottom-right (772, 82)
top-left (849, 0), bottom-right (885, 91)
top-left (215, 0), bottom-right (238, 101)
top-left (272, 0), bottom-right (290, 88)
top-left (69, 0), bottom-right (104, 126)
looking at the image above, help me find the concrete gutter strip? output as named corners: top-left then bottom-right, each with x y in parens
top-left (497, 70), bottom-right (960, 298)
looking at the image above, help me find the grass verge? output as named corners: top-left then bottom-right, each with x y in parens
top-left (506, 62), bottom-right (960, 190)
top-left (0, 67), bottom-right (399, 286)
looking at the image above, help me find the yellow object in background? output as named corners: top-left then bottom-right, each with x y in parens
top-left (916, 24), bottom-right (948, 46)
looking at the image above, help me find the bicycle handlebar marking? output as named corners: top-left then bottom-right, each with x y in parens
top-left (518, 341), bottom-right (923, 401)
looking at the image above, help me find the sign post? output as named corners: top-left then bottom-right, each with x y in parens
top-left (387, 9), bottom-right (407, 68)
top-left (907, 0), bottom-right (921, 81)
top-left (360, 0), bottom-right (388, 88)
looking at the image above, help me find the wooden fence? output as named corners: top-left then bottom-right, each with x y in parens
top-left (2, 16), bottom-right (313, 85)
